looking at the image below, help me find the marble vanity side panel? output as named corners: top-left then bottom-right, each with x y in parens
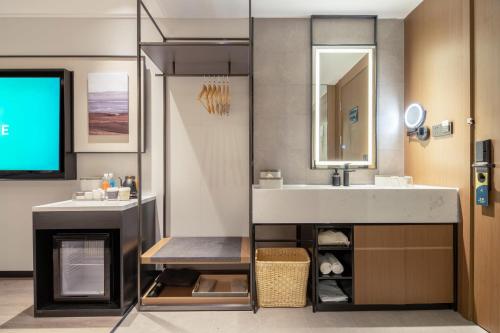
top-left (253, 18), bottom-right (404, 185)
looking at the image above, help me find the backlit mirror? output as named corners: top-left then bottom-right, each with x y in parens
top-left (404, 103), bottom-right (426, 130)
top-left (312, 46), bottom-right (377, 168)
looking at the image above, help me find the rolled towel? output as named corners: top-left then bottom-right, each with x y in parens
top-left (318, 254), bottom-right (332, 275)
top-left (324, 253), bottom-right (344, 275)
top-left (318, 230), bottom-right (350, 246)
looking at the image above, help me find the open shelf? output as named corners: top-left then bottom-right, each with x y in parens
top-left (319, 274), bottom-right (352, 280)
top-left (140, 40), bottom-right (250, 76)
top-left (141, 277), bottom-right (250, 308)
top-left (141, 237), bottom-right (250, 265)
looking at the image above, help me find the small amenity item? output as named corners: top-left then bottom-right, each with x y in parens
top-left (106, 187), bottom-right (119, 200)
top-left (318, 230), bottom-right (350, 246)
top-left (318, 280), bottom-right (348, 303)
top-left (84, 191), bottom-right (93, 200)
top-left (319, 253), bottom-right (344, 275)
top-left (73, 191), bottom-right (86, 200)
top-left (332, 168), bottom-right (341, 186)
top-left (258, 169), bottom-right (283, 189)
top-left (259, 169), bottom-right (281, 179)
top-left (101, 173), bottom-right (111, 190)
top-left (122, 176), bottom-right (138, 198)
top-left (255, 247), bottom-right (310, 307)
top-left (118, 187), bottom-right (131, 200)
top-left (92, 189), bottom-right (105, 201)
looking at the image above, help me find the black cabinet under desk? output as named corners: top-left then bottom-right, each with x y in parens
top-left (32, 195), bottom-right (156, 317)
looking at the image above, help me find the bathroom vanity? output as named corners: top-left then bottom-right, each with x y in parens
top-left (252, 185), bottom-right (458, 312)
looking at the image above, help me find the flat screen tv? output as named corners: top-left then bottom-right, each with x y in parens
top-left (0, 69), bottom-right (76, 179)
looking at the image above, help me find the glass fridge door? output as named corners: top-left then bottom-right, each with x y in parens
top-left (53, 234), bottom-right (110, 302)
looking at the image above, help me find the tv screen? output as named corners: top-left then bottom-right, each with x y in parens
top-left (0, 69), bottom-right (75, 179)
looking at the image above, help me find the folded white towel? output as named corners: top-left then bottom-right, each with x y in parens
top-left (318, 230), bottom-right (350, 246)
top-left (318, 253), bottom-right (344, 275)
top-left (318, 254), bottom-right (332, 275)
top-left (319, 280), bottom-right (348, 303)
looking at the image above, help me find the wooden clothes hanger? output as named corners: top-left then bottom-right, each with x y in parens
top-left (197, 75), bottom-right (231, 116)
top-left (197, 76), bottom-right (209, 112)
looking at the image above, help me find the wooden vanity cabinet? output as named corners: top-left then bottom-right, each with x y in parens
top-left (354, 224), bottom-right (454, 305)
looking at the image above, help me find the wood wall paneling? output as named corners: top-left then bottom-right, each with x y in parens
top-left (473, 0), bottom-right (500, 331)
top-left (404, 0), bottom-right (472, 318)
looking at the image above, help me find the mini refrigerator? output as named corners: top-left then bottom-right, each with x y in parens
top-left (52, 233), bottom-right (111, 302)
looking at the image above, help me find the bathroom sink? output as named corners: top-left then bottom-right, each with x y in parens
top-left (252, 184), bottom-right (459, 224)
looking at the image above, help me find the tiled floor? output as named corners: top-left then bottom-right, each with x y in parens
top-left (0, 278), bottom-right (119, 333)
top-left (0, 278), bottom-right (486, 333)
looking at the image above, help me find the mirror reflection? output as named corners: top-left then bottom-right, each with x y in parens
top-left (312, 46), bottom-right (376, 168)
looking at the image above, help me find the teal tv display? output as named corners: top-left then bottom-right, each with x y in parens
top-left (0, 69), bottom-right (76, 179)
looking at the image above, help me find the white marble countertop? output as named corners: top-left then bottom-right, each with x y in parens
top-left (253, 184), bottom-right (459, 191)
top-left (253, 184), bottom-right (459, 224)
top-left (32, 193), bottom-right (156, 212)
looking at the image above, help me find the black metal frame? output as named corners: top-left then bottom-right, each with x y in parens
top-left (136, 0), bottom-right (254, 312)
top-left (309, 15), bottom-right (378, 170)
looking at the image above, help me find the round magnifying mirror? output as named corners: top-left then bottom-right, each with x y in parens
top-left (404, 103), bottom-right (426, 130)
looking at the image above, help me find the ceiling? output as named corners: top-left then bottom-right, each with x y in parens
top-left (0, 0), bottom-right (422, 19)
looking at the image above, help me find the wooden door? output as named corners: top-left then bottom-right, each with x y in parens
top-left (473, 0), bottom-right (500, 331)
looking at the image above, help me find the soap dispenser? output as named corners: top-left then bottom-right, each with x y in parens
top-left (332, 168), bottom-right (341, 186)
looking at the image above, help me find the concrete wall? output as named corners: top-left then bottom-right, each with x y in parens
top-left (253, 18), bottom-right (405, 184)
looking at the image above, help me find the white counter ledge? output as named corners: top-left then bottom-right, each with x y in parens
top-left (32, 193), bottom-right (156, 212)
top-left (252, 185), bottom-right (459, 224)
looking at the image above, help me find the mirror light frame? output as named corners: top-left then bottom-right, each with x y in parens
top-left (312, 46), bottom-right (376, 168)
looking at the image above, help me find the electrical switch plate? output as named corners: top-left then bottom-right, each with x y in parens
top-left (432, 120), bottom-right (453, 137)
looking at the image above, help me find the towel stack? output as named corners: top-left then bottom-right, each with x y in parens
top-left (318, 230), bottom-right (350, 246)
top-left (319, 253), bottom-right (344, 275)
top-left (319, 280), bottom-right (348, 303)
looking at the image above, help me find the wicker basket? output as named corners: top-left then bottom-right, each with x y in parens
top-left (255, 248), bottom-right (310, 307)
